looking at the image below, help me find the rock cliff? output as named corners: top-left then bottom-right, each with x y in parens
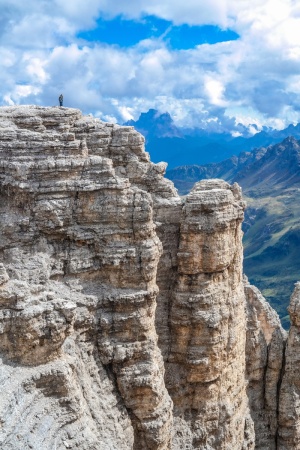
top-left (0, 106), bottom-right (297, 449)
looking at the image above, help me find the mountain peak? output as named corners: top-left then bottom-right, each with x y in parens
top-left (281, 135), bottom-right (299, 144)
top-left (124, 109), bottom-right (182, 139)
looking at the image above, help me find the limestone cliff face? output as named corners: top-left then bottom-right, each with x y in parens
top-left (244, 280), bottom-right (286, 449)
top-left (165, 180), bottom-right (254, 449)
top-left (0, 106), bottom-right (174, 450)
top-left (278, 282), bottom-right (300, 448)
top-left (0, 106), bottom-right (296, 450)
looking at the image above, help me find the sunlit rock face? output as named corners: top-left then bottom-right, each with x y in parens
top-left (164, 180), bottom-right (255, 449)
top-left (278, 282), bottom-right (300, 449)
top-left (0, 106), bottom-right (294, 450)
top-left (0, 106), bottom-right (174, 450)
top-left (244, 280), bottom-right (286, 449)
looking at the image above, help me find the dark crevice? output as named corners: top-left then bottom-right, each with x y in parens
top-left (275, 337), bottom-right (287, 449)
top-left (263, 344), bottom-right (269, 410)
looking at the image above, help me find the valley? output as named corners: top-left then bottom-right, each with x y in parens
top-left (243, 189), bottom-right (300, 328)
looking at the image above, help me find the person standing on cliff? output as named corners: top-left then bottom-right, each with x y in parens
top-left (59, 94), bottom-right (63, 107)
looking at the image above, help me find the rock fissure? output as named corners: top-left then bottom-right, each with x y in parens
top-left (275, 338), bottom-right (286, 448)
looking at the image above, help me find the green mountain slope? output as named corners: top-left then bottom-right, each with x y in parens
top-left (242, 190), bottom-right (300, 328)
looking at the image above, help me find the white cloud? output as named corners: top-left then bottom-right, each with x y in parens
top-left (25, 56), bottom-right (48, 84)
top-left (112, 0), bottom-right (227, 26)
top-left (1, 0), bottom-right (300, 133)
top-left (204, 77), bottom-right (226, 107)
top-left (0, 48), bottom-right (16, 68)
top-left (3, 94), bottom-right (14, 106)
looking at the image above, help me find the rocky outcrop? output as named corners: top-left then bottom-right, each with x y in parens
top-left (244, 280), bottom-right (286, 449)
top-left (0, 105), bottom-right (297, 449)
top-left (278, 282), bottom-right (300, 448)
top-left (166, 137), bottom-right (300, 334)
top-left (0, 106), bottom-right (175, 449)
top-left (165, 180), bottom-right (254, 449)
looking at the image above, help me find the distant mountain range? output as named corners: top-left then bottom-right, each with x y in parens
top-left (166, 136), bottom-right (300, 194)
top-left (125, 109), bottom-right (300, 168)
top-left (167, 137), bottom-right (300, 329)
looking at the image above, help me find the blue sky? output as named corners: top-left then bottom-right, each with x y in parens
top-left (78, 16), bottom-right (239, 49)
top-left (1, 0), bottom-right (300, 134)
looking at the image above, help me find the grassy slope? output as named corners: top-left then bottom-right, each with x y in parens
top-left (242, 189), bottom-right (300, 329)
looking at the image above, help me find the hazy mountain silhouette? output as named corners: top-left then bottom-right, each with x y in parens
top-left (125, 109), bottom-right (300, 168)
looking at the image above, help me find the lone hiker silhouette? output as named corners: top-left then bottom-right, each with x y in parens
top-left (59, 94), bottom-right (63, 107)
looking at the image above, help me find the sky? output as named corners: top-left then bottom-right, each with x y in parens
top-left (1, 0), bottom-right (300, 134)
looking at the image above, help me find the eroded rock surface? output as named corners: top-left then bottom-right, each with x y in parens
top-left (165, 180), bottom-right (254, 449)
top-left (0, 106), bottom-right (174, 450)
top-left (0, 106), bottom-right (296, 449)
top-left (278, 282), bottom-right (300, 449)
top-left (245, 279), bottom-right (286, 449)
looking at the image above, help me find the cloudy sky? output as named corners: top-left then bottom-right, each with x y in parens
top-left (1, 0), bottom-right (300, 133)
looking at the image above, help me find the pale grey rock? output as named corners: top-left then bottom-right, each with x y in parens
top-left (278, 282), bottom-right (300, 449)
top-left (244, 279), bottom-right (286, 449)
top-left (0, 263), bottom-right (9, 285)
top-left (0, 105), bottom-right (295, 450)
top-left (164, 180), bottom-right (255, 450)
top-left (0, 106), bottom-right (173, 450)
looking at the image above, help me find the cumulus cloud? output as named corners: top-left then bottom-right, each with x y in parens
top-left (95, 0), bottom-right (228, 27)
top-left (1, 0), bottom-right (300, 133)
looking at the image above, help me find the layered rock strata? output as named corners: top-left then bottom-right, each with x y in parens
top-left (0, 105), bottom-right (297, 449)
top-left (166, 180), bottom-right (254, 449)
top-left (244, 279), bottom-right (286, 449)
top-left (278, 282), bottom-right (300, 448)
top-left (0, 106), bottom-right (175, 449)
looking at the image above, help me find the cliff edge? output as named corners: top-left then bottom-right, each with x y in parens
top-left (0, 106), bottom-right (295, 449)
